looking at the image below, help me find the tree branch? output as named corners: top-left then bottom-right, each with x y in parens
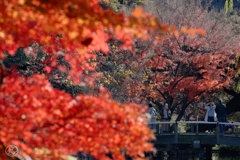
top-left (223, 87), bottom-right (237, 96)
top-left (155, 87), bottom-right (168, 102)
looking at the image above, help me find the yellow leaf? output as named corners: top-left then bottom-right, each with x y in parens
top-left (132, 7), bottom-right (143, 18)
top-left (69, 31), bottom-right (79, 40)
top-left (18, 0), bottom-right (25, 5)
top-left (0, 31), bottom-right (5, 38)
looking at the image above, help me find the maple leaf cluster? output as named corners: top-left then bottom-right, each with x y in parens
top-left (0, 72), bottom-right (155, 160)
top-left (0, 0), bottom-right (171, 84)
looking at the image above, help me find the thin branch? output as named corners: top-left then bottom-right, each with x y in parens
top-left (155, 87), bottom-right (168, 102)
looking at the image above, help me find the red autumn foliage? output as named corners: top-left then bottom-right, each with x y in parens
top-left (0, 72), bottom-right (155, 160)
top-left (142, 0), bottom-right (240, 120)
top-left (0, 0), bottom-right (172, 159)
top-left (96, 0), bottom-right (240, 123)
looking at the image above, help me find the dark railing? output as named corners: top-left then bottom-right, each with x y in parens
top-left (149, 121), bottom-right (240, 134)
top-left (148, 121), bottom-right (240, 146)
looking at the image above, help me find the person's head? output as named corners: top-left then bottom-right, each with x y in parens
top-left (164, 103), bottom-right (168, 108)
top-left (208, 102), bottom-right (214, 106)
top-left (218, 99), bottom-right (222, 104)
top-left (148, 103), bottom-right (153, 108)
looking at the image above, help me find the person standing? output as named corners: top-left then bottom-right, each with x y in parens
top-left (204, 102), bottom-right (217, 134)
top-left (148, 103), bottom-right (158, 133)
top-left (215, 99), bottom-right (227, 134)
top-left (161, 103), bottom-right (171, 133)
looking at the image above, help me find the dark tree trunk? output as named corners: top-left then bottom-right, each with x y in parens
top-left (175, 99), bottom-right (188, 122)
top-left (226, 95), bottom-right (240, 114)
top-left (224, 87), bottom-right (240, 114)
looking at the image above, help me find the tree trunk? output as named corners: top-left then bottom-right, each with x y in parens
top-left (175, 99), bottom-right (188, 122)
top-left (224, 87), bottom-right (240, 114)
top-left (226, 94), bottom-right (240, 114)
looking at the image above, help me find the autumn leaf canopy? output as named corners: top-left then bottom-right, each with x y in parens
top-left (0, 0), bottom-right (169, 159)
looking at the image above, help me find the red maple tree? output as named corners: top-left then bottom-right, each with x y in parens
top-left (142, 0), bottom-right (240, 120)
top-left (96, 0), bottom-right (240, 122)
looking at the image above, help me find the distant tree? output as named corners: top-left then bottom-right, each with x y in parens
top-left (142, 0), bottom-right (240, 121)
top-left (94, 39), bottom-right (152, 103)
top-left (96, 0), bottom-right (240, 121)
top-left (224, 0), bottom-right (234, 14)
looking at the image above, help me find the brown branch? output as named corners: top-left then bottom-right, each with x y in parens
top-left (155, 87), bottom-right (168, 102)
top-left (223, 87), bottom-right (237, 96)
top-left (170, 76), bottom-right (185, 89)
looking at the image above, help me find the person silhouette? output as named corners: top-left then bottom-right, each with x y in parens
top-left (215, 99), bottom-right (227, 134)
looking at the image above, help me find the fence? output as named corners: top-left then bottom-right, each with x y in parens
top-left (148, 121), bottom-right (240, 135)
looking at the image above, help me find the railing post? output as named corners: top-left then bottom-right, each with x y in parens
top-left (233, 125), bottom-right (235, 134)
top-left (236, 125), bottom-right (239, 137)
top-left (216, 122), bottom-right (219, 144)
top-left (156, 122), bottom-right (160, 134)
top-left (174, 121), bottom-right (178, 143)
top-left (191, 123), bottom-right (194, 133)
top-left (196, 122), bottom-right (199, 135)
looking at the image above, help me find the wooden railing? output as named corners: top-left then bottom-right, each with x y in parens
top-left (148, 121), bottom-right (240, 146)
top-left (148, 121), bottom-right (240, 136)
